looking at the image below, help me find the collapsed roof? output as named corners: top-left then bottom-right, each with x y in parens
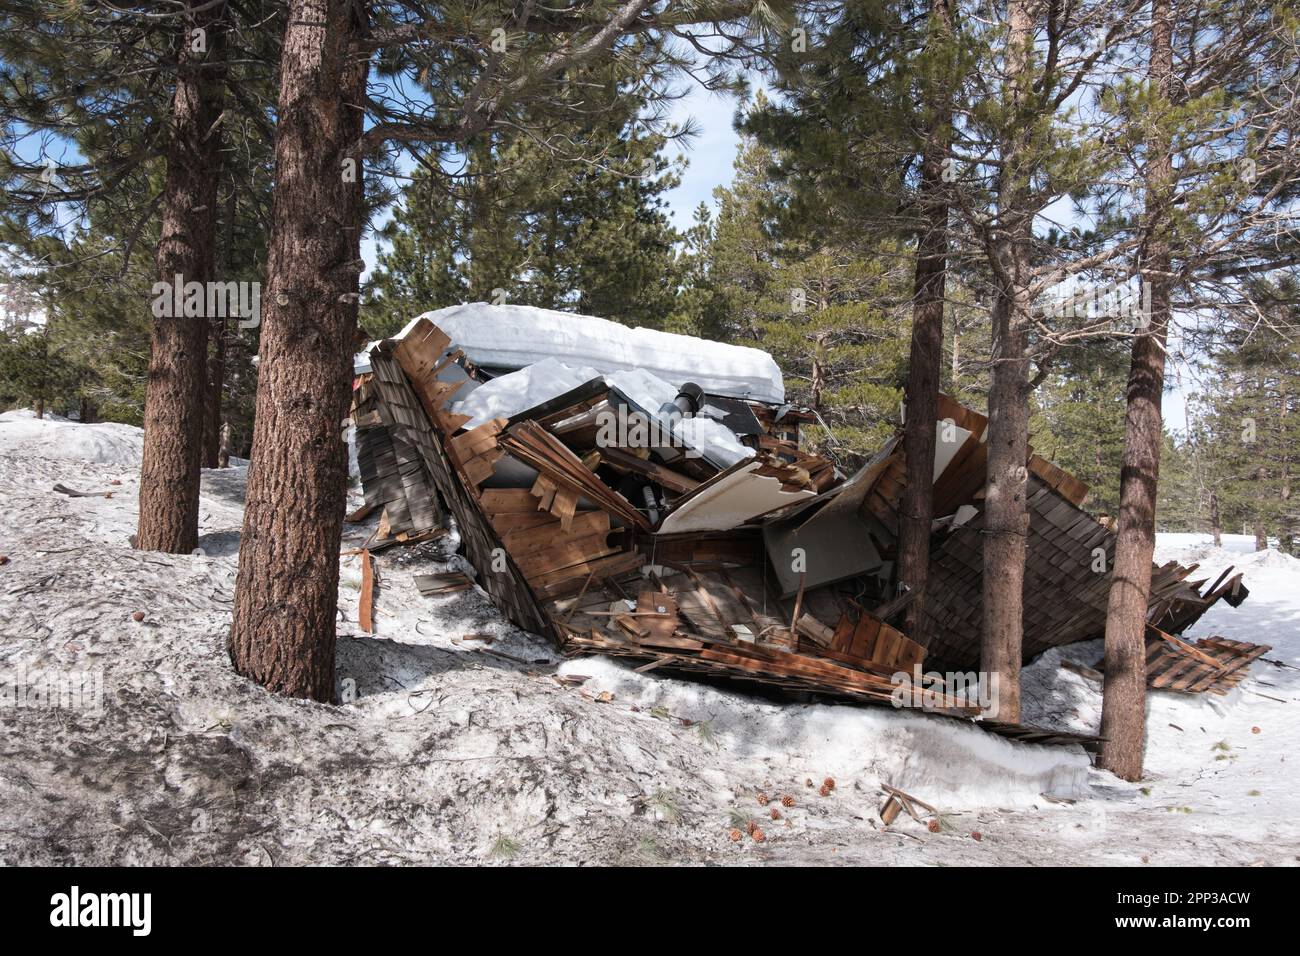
top-left (352, 304), bottom-right (1256, 749)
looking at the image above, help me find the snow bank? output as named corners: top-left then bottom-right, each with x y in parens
top-left (415, 303), bottom-right (786, 404)
top-left (0, 408), bottom-right (69, 422)
top-left (559, 657), bottom-right (1090, 807)
top-left (0, 415), bottom-right (143, 466)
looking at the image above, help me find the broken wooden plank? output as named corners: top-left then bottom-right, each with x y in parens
top-left (359, 549), bottom-right (375, 633)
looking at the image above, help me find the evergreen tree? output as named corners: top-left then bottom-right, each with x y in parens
top-left (365, 84), bottom-right (683, 336)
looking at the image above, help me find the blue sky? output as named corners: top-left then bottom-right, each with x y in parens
top-left (661, 84), bottom-right (745, 231)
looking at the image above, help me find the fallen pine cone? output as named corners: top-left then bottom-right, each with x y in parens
top-left (751, 827), bottom-right (766, 843)
top-left (131, 611), bottom-right (145, 622)
top-left (823, 776), bottom-right (836, 791)
top-left (728, 828), bottom-right (743, 842)
top-left (756, 791), bottom-right (770, 806)
top-left (745, 819), bottom-right (759, 836)
top-left (819, 783), bottom-right (832, 797)
top-left (971, 830), bottom-right (983, 842)
top-left (0, 555), bottom-right (9, 565)
top-left (927, 819), bottom-right (941, 833)
top-left (769, 808), bottom-right (781, 820)
top-left (1252, 726), bottom-right (1261, 734)
top-left (781, 795), bottom-right (795, 808)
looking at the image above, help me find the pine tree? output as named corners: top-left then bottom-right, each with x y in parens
top-left (231, 0), bottom-right (762, 700)
top-left (365, 83), bottom-right (683, 335)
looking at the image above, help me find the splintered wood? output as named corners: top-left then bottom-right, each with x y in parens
top-left (1112, 629), bottom-right (1272, 696)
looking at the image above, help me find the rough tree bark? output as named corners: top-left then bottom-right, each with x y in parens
top-left (228, 0), bottom-right (367, 700)
top-left (898, 0), bottom-right (955, 644)
top-left (979, 0), bottom-right (1038, 724)
top-left (1099, 0), bottom-right (1175, 782)
top-left (136, 5), bottom-right (225, 552)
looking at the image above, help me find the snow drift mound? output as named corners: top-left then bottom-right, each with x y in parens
top-left (0, 413), bottom-right (143, 466)
top-left (560, 657), bottom-right (1090, 807)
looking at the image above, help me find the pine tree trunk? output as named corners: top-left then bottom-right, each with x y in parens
top-left (1210, 490), bottom-right (1222, 547)
top-left (1282, 389), bottom-right (1293, 554)
top-left (203, 317), bottom-right (226, 469)
top-left (228, 0), bottom-right (367, 701)
top-left (1099, 0), bottom-right (1174, 782)
top-left (1254, 514), bottom-right (1268, 551)
top-left (979, 0), bottom-right (1037, 724)
top-left (218, 420), bottom-right (232, 469)
top-left (982, 285), bottom-right (1030, 724)
top-left (203, 183), bottom-right (236, 469)
top-left (899, 0), bottom-right (954, 645)
top-left (136, 7), bottom-right (225, 553)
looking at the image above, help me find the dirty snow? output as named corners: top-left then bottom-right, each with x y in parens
top-left (1, 421), bottom-right (1297, 864)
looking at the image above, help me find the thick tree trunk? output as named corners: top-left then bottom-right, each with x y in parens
top-left (898, 0), bottom-right (954, 645)
top-left (982, 284), bottom-right (1030, 724)
top-left (1099, 0), bottom-right (1174, 782)
top-left (228, 0), bottom-right (367, 701)
top-left (136, 6), bottom-right (225, 553)
top-left (1209, 490), bottom-right (1222, 547)
top-left (979, 0), bottom-right (1037, 724)
top-left (34, 398), bottom-right (44, 420)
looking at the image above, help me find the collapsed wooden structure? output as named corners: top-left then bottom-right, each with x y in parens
top-left (352, 312), bottom-right (1263, 747)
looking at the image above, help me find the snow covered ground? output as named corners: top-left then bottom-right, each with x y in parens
top-left (1, 413), bottom-right (1297, 865)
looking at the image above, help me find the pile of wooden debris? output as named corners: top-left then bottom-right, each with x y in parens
top-left (350, 306), bottom-right (1263, 748)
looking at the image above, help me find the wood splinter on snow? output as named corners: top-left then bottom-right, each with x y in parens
top-left (53, 483), bottom-right (115, 498)
top-left (879, 783), bottom-right (937, 826)
top-left (358, 549), bottom-right (375, 634)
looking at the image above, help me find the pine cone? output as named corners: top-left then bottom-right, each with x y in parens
top-left (756, 791), bottom-right (770, 806)
top-left (927, 819), bottom-right (941, 833)
top-left (823, 776), bottom-right (836, 791)
top-left (746, 819), bottom-right (759, 835)
top-left (769, 808), bottom-right (781, 820)
top-left (751, 827), bottom-right (766, 843)
top-left (781, 795), bottom-right (796, 808)
top-left (971, 830), bottom-right (983, 842)
top-left (819, 783), bottom-right (831, 797)
top-left (728, 828), bottom-right (743, 842)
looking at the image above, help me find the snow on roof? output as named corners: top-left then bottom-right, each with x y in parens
top-left (408, 303), bottom-right (785, 405)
